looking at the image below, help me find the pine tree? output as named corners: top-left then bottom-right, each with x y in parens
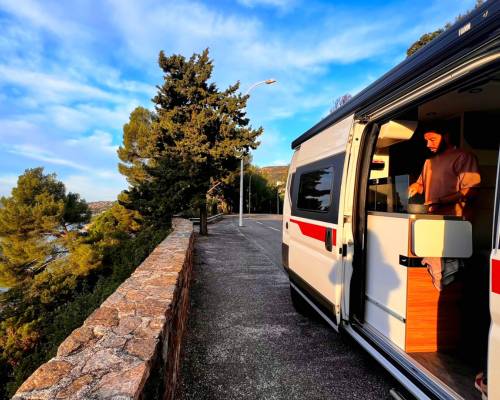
top-left (117, 107), bottom-right (157, 187)
top-left (0, 168), bottom-right (91, 287)
top-left (0, 168), bottom-right (96, 378)
top-left (406, 0), bottom-right (485, 57)
top-left (118, 49), bottom-right (262, 234)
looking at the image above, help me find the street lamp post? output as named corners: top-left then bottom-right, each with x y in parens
top-left (248, 173), bottom-right (252, 214)
top-left (276, 181), bottom-right (282, 215)
top-left (277, 187), bottom-right (279, 214)
top-left (239, 79), bottom-right (277, 227)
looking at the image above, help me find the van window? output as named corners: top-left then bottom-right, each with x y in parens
top-left (291, 153), bottom-right (344, 224)
top-left (297, 167), bottom-right (333, 212)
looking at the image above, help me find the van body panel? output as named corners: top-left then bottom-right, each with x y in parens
top-left (296, 115), bottom-right (353, 165)
top-left (285, 114), bottom-right (354, 324)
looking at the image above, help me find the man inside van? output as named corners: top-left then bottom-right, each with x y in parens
top-left (408, 125), bottom-right (481, 289)
top-left (408, 124), bottom-right (484, 396)
top-left (408, 125), bottom-right (481, 218)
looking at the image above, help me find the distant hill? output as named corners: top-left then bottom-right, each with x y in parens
top-left (88, 201), bottom-right (115, 215)
top-left (259, 165), bottom-right (289, 185)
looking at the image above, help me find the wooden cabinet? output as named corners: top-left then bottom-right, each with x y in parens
top-left (365, 212), bottom-right (468, 352)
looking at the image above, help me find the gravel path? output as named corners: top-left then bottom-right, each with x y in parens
top-left (176, 215), bottom-right (398, 400)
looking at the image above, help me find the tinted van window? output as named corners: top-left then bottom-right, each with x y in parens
top-left (297, 167), bottom-right (333, 212)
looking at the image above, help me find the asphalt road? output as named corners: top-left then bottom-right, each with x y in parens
top-left (176, 214), bottom-right (398, 400)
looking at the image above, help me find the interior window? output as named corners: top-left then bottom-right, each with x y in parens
top-left (297, 167), bottom-right (333, 212)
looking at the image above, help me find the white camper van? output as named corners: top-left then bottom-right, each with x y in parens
top-left (282, 3), bottom-right (500, 399)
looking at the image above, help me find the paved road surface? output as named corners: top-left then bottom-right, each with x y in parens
top-left (176, 214), bottom-right (399, 399)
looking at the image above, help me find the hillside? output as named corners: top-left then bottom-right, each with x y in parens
top-left (88, 201), bottom-right (115, 216)
top-left (259, 165), bottom-right (289, 186)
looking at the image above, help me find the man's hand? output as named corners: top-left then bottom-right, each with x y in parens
top-left (408, 182), bottom-right (422, 198)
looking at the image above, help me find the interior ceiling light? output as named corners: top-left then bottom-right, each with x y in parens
top-left (469, 87), bottom-right (483, 93)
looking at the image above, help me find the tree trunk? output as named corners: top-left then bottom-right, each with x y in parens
top-left (199, 202), bottom-right (208, 235)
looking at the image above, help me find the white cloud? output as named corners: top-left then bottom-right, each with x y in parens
top-left (0, 174), bottom-right (19, 197)
top-left (65, 131), bottom-right (118, 155)
top-left (0, 170), bottom-right (125, 202)
top-left (9, 144), bottom-right (91, 172)
top-left (0, 0), bottom-right (479, 198)
top-left (0, 0), bottom-right (84, 39)
top-left (270, 159), bottom-right (288, 166)
top-left (237, 0), bottom-right (297, 10)
top-left (107, 0), bottom-right (262, 65)
top-left (45, 102), bottom-right (138, 133)
top-left (64, 174), bottom-right (126, 202)
top-left (107, 0), bottom-right (399, 74)
top-left (0, 65), bottom-right (119, 103)
top-left (0, 119), bottom-right (42, 140)
top-left (7, 140), bottom-right (120, 180)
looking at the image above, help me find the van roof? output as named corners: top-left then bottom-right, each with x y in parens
top-left (291, 1), bottom-right (500, 149)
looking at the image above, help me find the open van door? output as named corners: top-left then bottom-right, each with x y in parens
top-left (489, 148), bottom-right (500, 399)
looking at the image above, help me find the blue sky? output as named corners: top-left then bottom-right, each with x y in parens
top-left (0, 0), bottom-right (477, 201)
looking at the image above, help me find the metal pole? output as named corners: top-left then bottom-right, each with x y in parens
top-left (276, 187), bottom-right (279, 215)
top-left (239, 158), bottom-right (244, 227)
top-left (248, 174), bottom-right (252, 214)
top-left (238, 78), bottom-right (277, 226)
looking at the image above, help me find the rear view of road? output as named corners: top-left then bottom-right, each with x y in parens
top-left (176, 215), bottom-right (397, 399)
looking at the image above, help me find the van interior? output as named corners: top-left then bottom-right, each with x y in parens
top-left (363, 70), bottom-right (500, 399)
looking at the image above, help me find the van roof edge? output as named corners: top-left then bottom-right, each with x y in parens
top-left (291, 1), bottom-right (500, 150)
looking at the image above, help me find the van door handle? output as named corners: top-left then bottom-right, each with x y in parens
top-left (325, 228), bottom-right (333, 252)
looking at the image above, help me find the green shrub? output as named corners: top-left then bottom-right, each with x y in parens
top-left (0, 223), bottom-right (170, 399)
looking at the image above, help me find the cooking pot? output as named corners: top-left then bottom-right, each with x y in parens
top-left (407, 203), bottom-right (428, 214)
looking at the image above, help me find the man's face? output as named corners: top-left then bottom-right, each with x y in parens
top-left (424, 131), bottom-right (443, 153)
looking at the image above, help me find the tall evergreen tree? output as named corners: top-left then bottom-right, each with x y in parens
top-left (406, 0), bottom-right (485, 57)
top-left (117, 106), bottom-right (157, 187)
top-left (0, 168), bottom-right (91, 287)
top-left (118, 49), bottom-right (262, 234)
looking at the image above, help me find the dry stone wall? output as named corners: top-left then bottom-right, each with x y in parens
top-left (13, 218), bottom-right (194, 400)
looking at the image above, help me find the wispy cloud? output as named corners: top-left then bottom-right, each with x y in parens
top-left (9, 144), bottom-right (93, 172)
top-left (64, 174), bottom-right (126, 202)
top-left (0, 65), bottom-right (119, 103)
top-left (0, 0), bottom-right (84, 38)
top-left (237, 0), bottom-right (298, 11)
top-left (0, 0), bottom-right (478, 199)
top-left (0, 174), bottom-right (19, 197)
top-left (65, 131), bottom-right (118, 155)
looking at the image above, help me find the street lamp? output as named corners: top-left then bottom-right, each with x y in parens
top-left (239, 79), bottom-right (277, 227)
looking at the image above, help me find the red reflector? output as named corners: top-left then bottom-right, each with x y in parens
top-left (493, 258), bottom-right (500, 295)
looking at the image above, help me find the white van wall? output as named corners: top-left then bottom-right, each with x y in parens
top-left (284, 114), bottom-right (354, 324)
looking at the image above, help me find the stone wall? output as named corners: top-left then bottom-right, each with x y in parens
top-left (14, 218), bottom-right (194, 400)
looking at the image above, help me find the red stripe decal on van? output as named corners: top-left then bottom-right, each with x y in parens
top-left (492, 258), bottom-right (500, 294)
top-left (290, 219), bottom-right (336, 246)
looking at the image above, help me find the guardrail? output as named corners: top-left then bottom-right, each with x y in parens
top-left (189, 213), bottom-right (223, 225)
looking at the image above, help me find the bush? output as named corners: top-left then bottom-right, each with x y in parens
top-left (0, 223), bottom-right (170, 399)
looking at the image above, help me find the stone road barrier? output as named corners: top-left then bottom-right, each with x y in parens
top-left (14, 218), bottom-right (194, 400)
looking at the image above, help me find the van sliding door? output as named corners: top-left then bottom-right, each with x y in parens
top-left (288, 154), bottom-right (344, 326)
top-left (489, 147), bottom-right (500, 399)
